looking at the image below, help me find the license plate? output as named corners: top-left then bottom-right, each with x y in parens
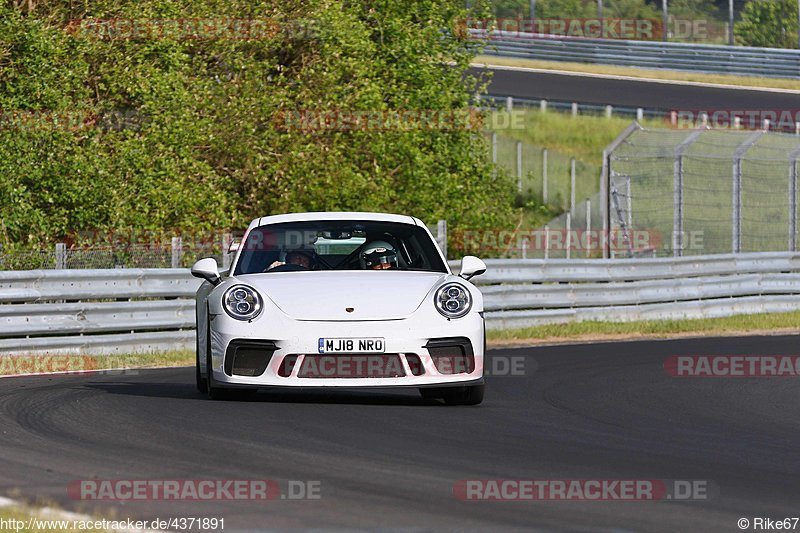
top-left (318, 337), bottom-right (385, 354)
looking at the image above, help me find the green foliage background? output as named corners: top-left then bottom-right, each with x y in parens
top-left (735, 0), bottom-right (799, 48)
top-left (0, 0), bottom-right (515, 251)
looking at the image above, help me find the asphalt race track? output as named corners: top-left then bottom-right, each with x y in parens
top-left (472, 65), bottom-right (800, 111)
top-left (1, 335), bottom-right (799, 531)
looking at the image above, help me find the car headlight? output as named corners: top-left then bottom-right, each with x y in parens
top-left (434, 283), bottom-right (472, 319)
top-left (223, 285), bottom-right (263, 320)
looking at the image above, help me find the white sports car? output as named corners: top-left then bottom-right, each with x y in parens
top-left (191, 212), bottom-right (487, 405)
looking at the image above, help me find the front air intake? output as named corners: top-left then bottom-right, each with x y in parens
top-left (224, 340), bottom-right (277, 377)
top-left (425, 337), bottom-right (475, 374)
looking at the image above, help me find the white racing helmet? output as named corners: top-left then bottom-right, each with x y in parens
top-left (361, 240), bottom-right (398, 269)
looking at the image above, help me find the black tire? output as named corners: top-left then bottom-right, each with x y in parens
top-left (419, 388), bottom-right (441, 400)
top-left (419, 384), bottom-right (484, 405)
top-left (205, 316), bottom-right (256, 401)
top-left (205, 314), bottom-right (229, 401)
top-left (195, 326), bottom-right (207, 393)
top-left (442, 384), bottom-right (484, 406)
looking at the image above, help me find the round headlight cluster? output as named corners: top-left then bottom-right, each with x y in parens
top-left (434, 283), bottom-right (472, 319)
top-left (223, 285), bottom-right (263, 321)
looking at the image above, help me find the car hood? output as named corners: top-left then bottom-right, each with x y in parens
top-left (237, 271), bottom-right (448, 321)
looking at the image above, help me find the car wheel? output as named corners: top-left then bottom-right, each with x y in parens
top-left (196, 328), bottom-right (207, 393)
top-left (442, 384), bottom-right (484, 406)
top-left (205, 316), bottom-right (230, 401)
top-left (205, 322), bottom-right (256, 401)
top-left (419, 385), bottom-right (484, 405)
top-left (419, 388), bottom-right (441, 400)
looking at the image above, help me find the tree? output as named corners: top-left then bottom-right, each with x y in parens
top-left (0, 0), bottom-right (516, 253)
top-left (735, 0), bottom-right (798, 48)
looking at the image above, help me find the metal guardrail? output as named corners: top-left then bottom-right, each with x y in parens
top-left (2, 252), bottom-right (800, 355)
top-left (474, 30), bottom-right (800, 78)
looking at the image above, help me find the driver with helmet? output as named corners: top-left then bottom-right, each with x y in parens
top-left (361, 241), bottom-right (399, 270)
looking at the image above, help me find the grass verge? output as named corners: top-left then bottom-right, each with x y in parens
top-left (0, 503), bottom-right (97, 532)
top-left (0, 350), bottom-right (193, 376)
top-left (488, 311), bottom-right (800, 346)
top-left (475, 55), bottom-right (800, 91)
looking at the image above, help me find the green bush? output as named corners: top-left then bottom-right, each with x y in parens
top-left (0, 0), bottom-right (515, 253)
top-left (735, 0), bottom-right (799, 48)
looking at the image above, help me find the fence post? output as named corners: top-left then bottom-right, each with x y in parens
top-left (565, 213), bottom-right (572, 260)
top-left (437, 219), bottom-right (448, 259)
top-left (601, 122), bottom-right (641, 259)
top-left (570, 158), bottom-right (576, 213)
top-left (55, 243), bottom-right (66, 269)
top-left (672, 130), bottom-right (702, 257)
top-left (491, 132), bottom-right (497, 164)
top-left (790, 148), bottom-right (800, 251)
top-left (542, 148), bottom-right (548, 204)
top-left (544, 225), bottom-right (550, 260)
top-left (516, 141), bottom-right (523, 193)
top-left (585, 200), bottom-right (592, 258)
top-left (222, 233), bottom-right (233, 271)
top-left (171, 236), bottom-right (183, 268)
top-left (732, 158), bottom-right (741, 253)
top-left (732, 131), bottom-right (765, 253)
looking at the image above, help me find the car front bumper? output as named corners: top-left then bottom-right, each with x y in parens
top-left (207, 312), bottom-right (485, 388)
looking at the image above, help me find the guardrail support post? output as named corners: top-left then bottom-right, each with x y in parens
top-left (171, 237), bottom-right (183, 268)
top-left (516, 141), bottom-right (523, 192)
top-left (506, 96), bottom-right (513, 114)
top-left (55, 243), bottom-right (66, 269)
top-left (540, 99), bottom-right (547, 113)
top-left (606, 105), bottom-right (613, 119)
top-left (636, 108), bottom-right (644, 121)
top-left (491, 132), bottom-right (497, 164)
top-left (571, 103), bottom-right (578, 118)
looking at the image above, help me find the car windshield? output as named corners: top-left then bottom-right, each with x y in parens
top-left (233, 220), bottom-right (447, 275)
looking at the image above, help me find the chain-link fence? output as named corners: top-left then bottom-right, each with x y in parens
top-left (0, 223), bottom-right (450, 271)
top-left (608, 125), bottom-right (800, 257)
top-left (0, 237), bottom-right (231, 271)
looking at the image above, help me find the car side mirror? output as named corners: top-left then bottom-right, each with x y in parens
top-left (191, 257), bottom-right (221, 286)
top-left (459, 255), bottom-right (486, 281)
